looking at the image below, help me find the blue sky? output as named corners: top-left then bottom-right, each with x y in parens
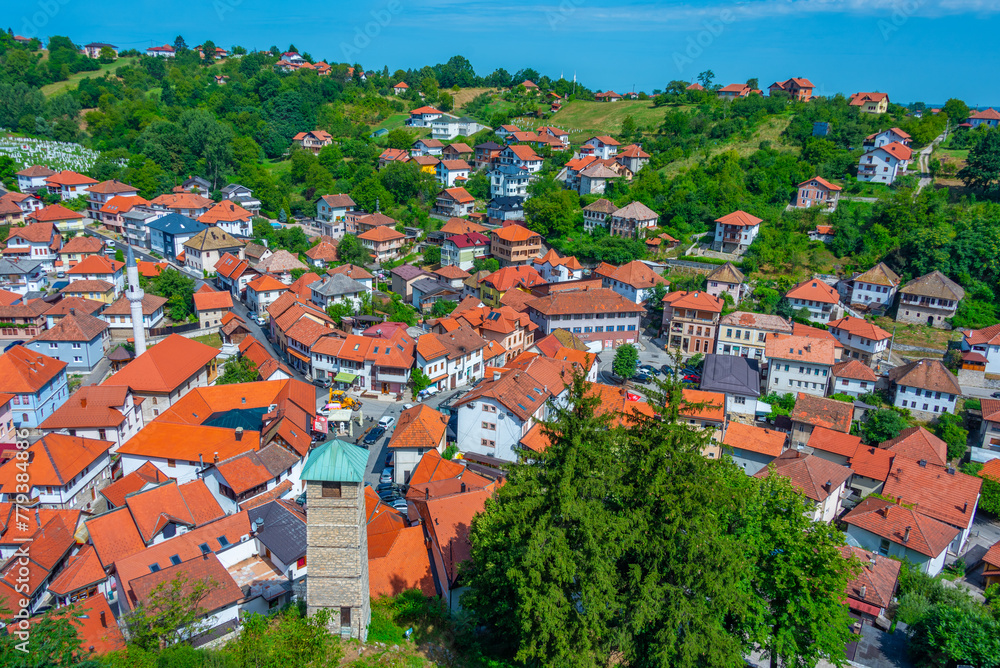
top-left (15, 0), bottom-right (1000, 104)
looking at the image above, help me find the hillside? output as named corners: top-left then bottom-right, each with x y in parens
top-left (527, 99), bottom-right (673, 141)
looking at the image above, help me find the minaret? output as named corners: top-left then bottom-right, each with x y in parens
top-left (125, 245), bottom-right (146, 356)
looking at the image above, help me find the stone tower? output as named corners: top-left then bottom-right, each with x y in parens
top-left (301, 439), bottom-right (370, 640)
top-left (125, 245), bottom-right (146, 356)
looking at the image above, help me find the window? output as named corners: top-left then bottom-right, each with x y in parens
top-left (726, 328), bottom-right (733, 337)
top-left (878, 538), bottom-right (890, 556)
top-left (482, 422), bottom-right (496, 430)
top-left (149, 564), bottom-right (161, 573)
top-left (482, 404), bottom-right (496, 413)
top-left (841, 379), bottom-right (849, 386)
top-left (480, 438), bottom-right (495, 448)
top-left (169, 554), bottom-right (182, 565)
top-left (922, 404), bottom-right (929, 411)
top-left (297, 556), bottom-right (307, 568)
top-left (734, 396), bottom-right (746, 405)
top-left (322, 482), bottom-right (342, 498)
top-left (72, 343), bottom-right (81, 349)
top-left (167, 459), bottom-right (176, 468)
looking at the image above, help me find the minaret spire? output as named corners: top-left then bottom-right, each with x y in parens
top-left (125, 245), bottom-right (147, 356)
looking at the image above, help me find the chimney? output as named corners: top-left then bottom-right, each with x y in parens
top-left (70, 308), bottom-right (76, 316)
top-left (235, 427), bottom-right (243, 441)
top-left (199, 453), bottom-right (204, 467)
top-left (425, 489), bottom-right (429, 500)
top-left (903, 526), bottom-right (911, 543)
top-left (918, 459), bottom-right (927, 467)
top-left (860, 585), bottom-right (867, 599)
top-left (824, 479), bottom-right (832, 492)
top-left (964, 501), bottom-right (968, 513)
top-left (461, 482), bottom-right (466, 493)
top-left (80, 396), bottom-right (87, 409)
top-left (947, 467), bottom-right (956, 475)
top-left (100, 610), bottom-right (107, 627)
top-left (213, 451), bottom-right (219, 463)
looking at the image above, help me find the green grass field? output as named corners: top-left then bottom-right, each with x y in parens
top-left (659, 116), bottom-right (798, 177)
top-left (41, 57), bottom-right (138, 96)
top-left (529, 99), bottom-right (676, 142)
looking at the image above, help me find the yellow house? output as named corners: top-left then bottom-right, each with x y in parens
top-left (412, 155), bottom-right (439, 175)
top-left (61, 279), bottom-right (116, 304)
top-left (849, 92), bottom-right (889, 114)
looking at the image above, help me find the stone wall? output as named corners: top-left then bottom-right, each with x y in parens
top-left (895, 306), bottom-right (955, 329)
top-left (306, 480), bottom-right (370, 641)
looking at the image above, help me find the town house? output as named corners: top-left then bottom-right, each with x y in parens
top-left (785, 278), bottom-right (842, 324)
top-left (490, 225), bottom-right (542, 267)
top-left (888, 359), bottom-right (961, 419)
top-left (896, 270), bottom-right (964, 328)
top-left (415, 326), bottom-right (487, 393)
top-left (714, 311), bottom-right (792, 361)
top-left (848, 262), bottom-right (900, 308)
top-left (527, 288), bottom-right (645, 352)
top-left (661, 291), bottom-right (725, 357)
top-left (713, 210), bottom-right (762, 253)
top-left (39, 384), bottom-right (145, 453)
top-left (764, 334), bottom-right (837, 398)
top-left (827, 317), bottom-right (891, 368)
top-left (0, 346), bottom-right (69, 429)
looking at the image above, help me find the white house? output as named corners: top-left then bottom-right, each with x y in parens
top-left (497, 145), bottom-right (543, 174)
top-left (406, 106), bottom-right (444, 127)
top-left (713, 210), bottom-right (762, 253)
top-left (388, 404), bottom-right (448, 484)
top-left (785, 278), bottom-right (842, 324)
top-left (16, 165), bottom-right (56, 193)
top-left (848, 262), bottom-right (900, 307)
top-left (431, 115), bottom-right (487, 140)
top-left (830, 360), bottom-right (878, 399)
top-left (598, 260), bottom-right (668, 304)
top-left (414, 327), bottom-right (487, 394)
top-left (583, 136), bottom-right (621, 160)
top-left (764, 333), bottom-right (837, 397)
top-left (316, 194), bottom-right (355, 238)
top-left (962, 324), bottom-right (1000, 375)
top-left (435, 160), bottom-right (471, 187)
top-left (843, 498), bottom-right (955, 576)
top-left (857, 142), bottom-right (912, 185)
top-left (455, 369), bottom-right (553, 462)
top-left (828, 316), bottom-right (891, 368)
top-left (863, 128), bottom-right (912, 149)
top-left (888, 359), bottom-right (961, 419)
top-left (489, 164), bottom-right (530, 199)
top-left (38, 384), bottom-right (145, 453)
top-left (755, 451), bottom-right (851, 523)
top-left (0, 434), bottom-right (112, 510)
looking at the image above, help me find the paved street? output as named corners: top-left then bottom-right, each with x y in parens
top-left (961, 384), bottom-right (1000, 400)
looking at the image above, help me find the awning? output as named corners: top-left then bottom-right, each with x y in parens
top-left (334, 372), bottom-right (358, 383)
top-left (288, 348), bottom-right (310, 363)
top-left (755, 402), bottom-right (772, 416)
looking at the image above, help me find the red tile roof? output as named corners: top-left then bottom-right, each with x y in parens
top-left (786, 278), bottom-right (840, 304)
top-left (528, 287), bottom-right (643, 317)
top-left (807, 426), bottom-right (863, 458)
top-left (46, 544), bottom-right (106, 596)
top-left (0, 347), bottom-right (67, 393)
top-left (881, 427), bottom-right (948, 467)
top-left (839, 545), bottom-right (901, 610)
top-left (85, 507), bottom-right (146, 568)
top-left (99, 461), bottom-right (168, 508)
top-left (843, 497), bottom-right (956, 558)
top-left (832, 359), bottom-right (878, 382)
top-left (765, 334), bottom-right (837, 366)
top-left (882, 458), bottom-right (981, 529)
top-left (89, 179), bottom-right (138, 195)
top-left (103, 333), bottom-right (218, 394)
top-left (723, 421), bottom-right (786, 457)
top-left (789, 393), bottom-right (853, 432)
top-left (127, 552), bottom-right (243, 613)
top-left (662, 290), bottom-right (724, 312)
top-left (849, 444), bottom-right (895, 481)
top-left (715, 210), bottom-right (762, 228)
top-left (45, 170), bottom-right (98, 187)
top-left (193, 290), bottom-right (234, 311)
top-left (828, 316), bottom-right (891, 341)
top-left (754, 450), bottom-right (853, 502)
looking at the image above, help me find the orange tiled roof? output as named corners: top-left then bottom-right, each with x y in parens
top-left (67, 254), bottom-right (123, 275)
top-left (723, 421), bottom-right (786, 456)
top-left (45, 170), bottom-right (98, 187)
top-left (764, 334), bottom-right (837, 366)
top-left (99, 461), bottom-right (168, 508)
top-left (789, 393), bottom-right (852, 432)
top-left (829, 316), bottom-right (891, 341)
top-left (85, 507), bottom-right (146, 567)
top-left (754, 450), bottom-right (853, 502)
top-left (491, 224), bottom-right (539, 243)
top-left (882, 458), bottom-right (981, 529)
top-left (103, 333), bottom-right (218, 394)
top-left (786, 278), bottom-right (840, 304)
top-left (389, 405), bottom-right (447, 450)
top-left (880, 427), bottom-right (948, 467)
top-left (848, 444), bottom-right (895, 482)
top-left (679, 388), bottom-right (725, 422)
top-left (663, 290), bottom-right (723, 312)
top-left (193, 290), bottom-right (234, 311)
top-left (199, 200), bottom-right (252, 224)
top-left (843, 497), bottom-right (956, 558)
top-left (0, 347), bottom-right (67, 393)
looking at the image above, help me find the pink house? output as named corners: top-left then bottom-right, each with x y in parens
top-left (795, 177), bottom-right (842, 210)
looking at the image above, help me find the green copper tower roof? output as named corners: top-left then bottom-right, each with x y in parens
top-left (301, 439), bottom-right (369, 482)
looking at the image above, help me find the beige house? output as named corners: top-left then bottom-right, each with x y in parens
top-left (714, 311), bottom-right (792, 361)
top-left (183, 228), bottom-right (245, 276)
top-left (705, 262), bottom-right (746, 304)
top-left (896, 271), bottom-right (964, 329)
top-left (358, 226), bottom-right (405, 263)
top-left (490, 225), bottom-right (542, 267)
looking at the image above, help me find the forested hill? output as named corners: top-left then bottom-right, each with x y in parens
top-left (1, 33), bottom-right (998, 328)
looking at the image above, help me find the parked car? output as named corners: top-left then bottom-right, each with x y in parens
top-left (56, 271), bottom-right (65, 278)
top-left (660, 364), bottom-right (674, 376)
top-left (312, 377), bottom-right (331, 388)
top-left (375, 482), bottom-right (400, 495)
top-left (402, 403), bottom-right (414, 411)
top-left (255, 313), bottom-right (268, 326)
top-left (631, 372), bottom-right (650, 383)
top-left (683, 374), bottom-right (701, 383)
top-left (391, 498), bottom-right (408, 513)
top-left (638, 364), bottom-right (660, 377)
top-left (992, 391), bottom-right (1000, 399)
top-left (378, 416), bottom-right (396, 429)
top-left (105, 239), bottom-right (116, 248)
top-left (384, 451), bottom-right (394, 467)
top-left (3, 340), bottom-right (24, 352)
top-left (379, 467), bottom-right (393, 484)
top-left (363, 426), bottom-right (385, 445)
